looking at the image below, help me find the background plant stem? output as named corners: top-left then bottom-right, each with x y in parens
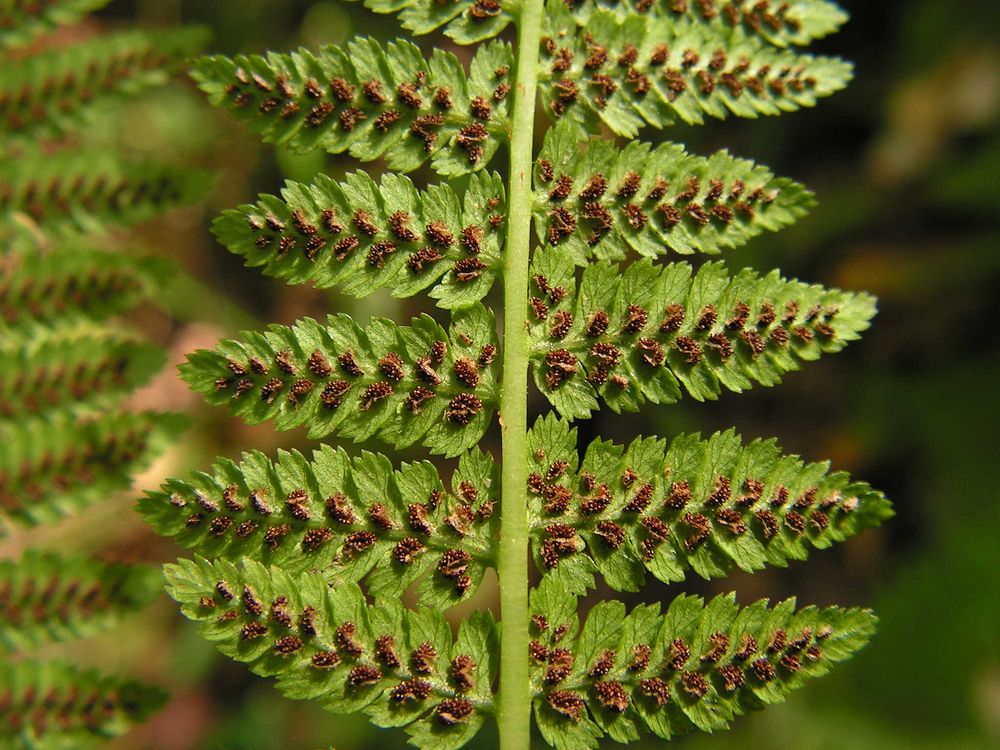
top-left (496, 0), bottom-right (543, 746)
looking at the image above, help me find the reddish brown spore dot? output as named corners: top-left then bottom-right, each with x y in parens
top-left (449, 654), bottom-right (477, 693)
top-left (719, 663), bottom-right (745, 691)
top-left (544, 349), bottom-right (577, 388)
top-left (436, 698), bottom-right (475, 726)
top-left (446, 393), bottom-right (482, 425)
top-left (586, 310), bottom-right (610, 338)
top-left (453, 357), bottom-right (480, 388)
top-left (453, 257), bottom-right (487, 281)
top-left (375, 634), bottom-right (401, 668)
top-left (391, 679), bottom-right (432, 703)
top-left (623, 304), bottom-right (648, 333)
top-left (348, 665), bottom-right (382, 688)
top-left (640, 677), bottom-right (671, 706)
top-left (337, 351), bottom-right (364, 378)
top-left (631, 644), bottom-right (652, 672)
top-left (241, 621), bottom-right (268, 640)
top-left (302, 527), bottom-right (333, 552)
top-left (547, 689), bottom-right (585, 721)
top-left (335, 622), bottom-right (365, 657)
top-left (274, 635), bottom-right (303, 654)
top-left (595, 520), bottom-right (626, 548)
top-left (589, 649), bottom-right (616, 679)
top-left (393, 537), bottom-right (426, 565)
top-left (410, 641), bottom-right (438, 675)
top-left (593, 680), bottom-right (629, 712)
top-left (343, 530), bottom-right (377, 555)
top-left (311, 650), bottom-right (340, 669)
top-left (752, 658), bottom-right (776, 682)
top-left (359, 382), bottom-right (392, 410)
top-left (681, 671), bottom-right (710, 699)
top-left (624, 483), bottom-right (654, 512)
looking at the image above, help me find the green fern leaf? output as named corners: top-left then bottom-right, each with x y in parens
top-left (190, 39), bottom-right (513, 176)
top-left (526, 414), bottom-right (892, 592)
top-left (165, 557), bottom-right (497, 750)
top-left (568, 0), bottom-right (848, 48)
top-left (0, 659), bottom-right (166, 746)
top-left (0, 150), bottom-right (209, 234)
top-left (181, 306), bottom-right (499, 457)
top-left (528, 250), bottom-right (875, 418)
top-left (0, 0), bottom-right (112, 49)
top-left (0, 552), bottom-right (161, 651)
top-left (529, 581), bottom-right (876, 747)
top-left (535, 119), bottom-right (813, 262)
top-left (538, 3), bottom-right (853, 136)
top-left (211, 170), bottom-right (505, 308)
top-left (0, 248), bottom-right (161, 328)
top-left (0, 29), bottom-right (207, 139)
top-left (0, 410), bottom-right (184, 527)
top-left (346, 0), bottom-right (514, 46)
top-left (0, 322), bottom-right (163, 418)
top-left (141, 445), bottom-right (497, 609)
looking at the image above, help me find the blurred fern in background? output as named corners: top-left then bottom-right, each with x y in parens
top-left (0, 2), bottom-right (208, 746)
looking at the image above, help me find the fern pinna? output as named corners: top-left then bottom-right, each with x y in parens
top-left (0, 2), bottom-right (206, 746)
top-left (143, 1), bottom-right (891, 748)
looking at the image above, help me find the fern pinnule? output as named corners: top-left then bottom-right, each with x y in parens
top-left (212, 170), bottom-right (505, 308)
top-left (142, 444), bottom-right (497, 608)
top-left (567, 0), bottom-right (848, 48)
top-left (165, 556), bottom-right (498, 750)
top-left (536, 120), bottom-right (815, 261)
top-left (529, 252), bottom-right (875, 417)
top-left (190, 39), bottom-right (513, 175)
top-left (530, 580), bottom-right (876, 747)
top-left (526, 414), bottom-right (892, 592)
top-left (343, 0), bottom-right (514, 45)
top-left (539, 2), bottom-right (853, 136)
top-left (182, 307), bottom-right (499, 455)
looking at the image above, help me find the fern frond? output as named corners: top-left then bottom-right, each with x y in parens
top-left (529, 582), bottom-right (876, 747)
top-left (345, 0), bottom-right (514, 46)
top-left (0, 322), bottom-right (163, 418)
top-left (0, 29), bottom-right (207, 140)
top-left (534, 119), bottom-right (813, 262)
top-left (0, 410), bottom-right (184, 527)
top-left (0, 659), bottom-right (166, 746)
top-left (0, 248), bottom-right (159, 327)
top-left (526, 414), bottom-right (891, 592)
top-left (568, 0), bottom-right (848, 48)
top-left (0, 150), bottom-right (209, 234)
top-left (528, 251), bottom-right (875, 418)
top-left (165, 557), bottom-right (497, 750)
top-left (181, 306), bottom-right (499, 457)
top-left (191, 39), bottom-right (513, 176)
top-left (211, 170), bottom-right (505, 309)
top-left (538, 3), bottom-right (853, 137)
top-left (0, 552), bottom-right (161, 651)
top-left (141, 445), bottom-right (497, 609)
top-left (0, 0), bottom-right (112, 49)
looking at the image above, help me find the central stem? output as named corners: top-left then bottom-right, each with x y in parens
top-left (497, 0), bottom-right (543, 747)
